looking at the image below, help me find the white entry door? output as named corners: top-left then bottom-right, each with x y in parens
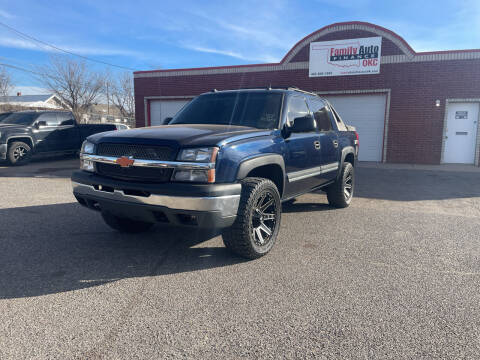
top-left (443, 102), bottom-right (479, 164)
top-left (325, 94), bottom-right (387, 161)
top-left (150, 99), bottom-right (190, 126)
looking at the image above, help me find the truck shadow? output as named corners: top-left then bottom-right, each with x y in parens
top-left (282, 201), bottom-right (333, 213)
top-left (0, 203), bottom-right (246, 299)
top-left (0, 155), bottom-right (78, 179)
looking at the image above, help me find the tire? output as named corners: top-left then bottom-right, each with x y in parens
top-left (222, 177), bottom-right (282, 259)
top-left (327, 162), bottom-right (354, 208)
top-left (7, 141), bottom-right (32, 165)
top-left (101, 211), bottom-right (154, 233)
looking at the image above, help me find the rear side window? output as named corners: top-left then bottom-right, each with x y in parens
top-left (38, 113), bottom-right (61, 126)
top-left (286, 96), bottom-right (309, 125)
top-left (57, 112), bottom-right (75, 125)
top-left (326, 104), bottom-right (347, 131)
top-left (308, 99), bottom-right (333, 132)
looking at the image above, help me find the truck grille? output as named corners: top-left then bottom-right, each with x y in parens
top-left (96, 163), bottom-right (173, 183)
top-left (97, 143), bottom-right (174, 161)
top-left (95, 143), bottom-right (175, 183)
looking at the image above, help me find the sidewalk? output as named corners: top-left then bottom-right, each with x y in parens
top-left (358, 161), bottom-right (480, 173)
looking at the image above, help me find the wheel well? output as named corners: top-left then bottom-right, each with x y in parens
top-left (246, 164), bottom-right (284, 196)
top-left (344, 152), bottom-right (355, 166)
top-left (8, 137), bottom-right (33, 149)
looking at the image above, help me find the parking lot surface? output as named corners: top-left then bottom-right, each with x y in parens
top-left (1, 158), bottom-right (480, 359)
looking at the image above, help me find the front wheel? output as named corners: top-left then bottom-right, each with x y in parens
top-left (222, 177), bottom-right (282, 259)
top-left (327, 162), bottom-right (354, 208)
top-left (7, 141), bottom-right (32, 165)
top-left (101, 211), bottom-right (154, 233)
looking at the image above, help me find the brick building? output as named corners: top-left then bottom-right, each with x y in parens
top-left (133, 21), bottom-right (480, 165)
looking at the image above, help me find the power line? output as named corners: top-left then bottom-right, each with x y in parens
top-left (0, 62), bottom-right (47, 78)
top-left (0, 62), bottom-right (108, 91)
top-left (0, 21), bottom-right (136, 71)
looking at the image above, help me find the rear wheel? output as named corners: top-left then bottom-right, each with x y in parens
top-left (222, 177), bottom-right (281, 259)
top-left (7, 141), bottom-right (32, 165)
top-left (101, 211), bottom-right (154, 233)
top-left (327, 162), bottom-right (354, 208)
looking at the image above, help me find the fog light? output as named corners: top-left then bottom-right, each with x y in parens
top-left (81, 159), bottom-right (94, 172)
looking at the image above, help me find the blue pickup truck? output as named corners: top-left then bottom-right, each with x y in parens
top-left (71, 88), bottom-right (358, 259)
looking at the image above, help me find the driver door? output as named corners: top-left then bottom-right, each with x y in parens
top-left (283, 95), bottom-right (322, 198)
top-left (32, 113), bottom-right (59, 153)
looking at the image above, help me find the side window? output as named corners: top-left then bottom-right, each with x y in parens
top-left (309, 99), bottom-right (333, 132)
top-left (57, 112), bottom-right (75, 125)
top-left (330, 106), bottom-right (347, 131)
top-left (38, 113), bottom-right (61, 127)
top-left (286, 96), bottom-right (310, 125)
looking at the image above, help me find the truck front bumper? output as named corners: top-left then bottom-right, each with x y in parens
top-left (0, 144), bottom-right (7, 160)
top-left (71, 171), bottom-right (241, 228)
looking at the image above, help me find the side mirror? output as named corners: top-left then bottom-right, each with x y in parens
top-left (163, 117), bottom-right (173, 125)
top-left (291, 114), bottom-right (316, 133)
top-left (35, 121), bottom-right (47, 129)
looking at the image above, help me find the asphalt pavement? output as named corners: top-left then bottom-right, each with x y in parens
top-left (1, 158), bottom-right (480, 359)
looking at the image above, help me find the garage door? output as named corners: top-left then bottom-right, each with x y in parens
top-left (150, 100), bottom-right (190, 126)
top-left (325, 94), bottom-right (387, 162)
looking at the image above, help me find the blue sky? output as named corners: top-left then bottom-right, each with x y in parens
top-left (0, 0), bottom-right (479, 94)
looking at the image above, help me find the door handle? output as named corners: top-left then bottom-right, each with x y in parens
top-left (332, 140), bottom-right (339, 148)
top-left (314, 141), bottom-right (321, 150)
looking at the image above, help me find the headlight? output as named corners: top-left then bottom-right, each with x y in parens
top-left (80, 141), bottom-right (95, 172)
top-left (173, 147), bottom-right (218, 183)
top-left (81, 140), bottom-right (95, 154)
top-left (177, 147), bottom-right (217, 162)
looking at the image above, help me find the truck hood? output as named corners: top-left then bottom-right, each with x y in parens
top-left (0, 124), bottom-right (28, 138)
top-left (0, 124), bottom-right (27, 130)
top-left (88, 124), bottom-right (273, 148)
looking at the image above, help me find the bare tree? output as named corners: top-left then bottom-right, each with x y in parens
top-left (0, 66), bottom-right (12, 97)
top-left (38, 56), bottom-right (105, 121)
top-left (107, 72), bottom-right (135, 118)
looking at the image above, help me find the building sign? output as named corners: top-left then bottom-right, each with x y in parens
top-left (309, 36), bottom-right (382, 77)
top-left (455, 111), bottom-right (468, 119)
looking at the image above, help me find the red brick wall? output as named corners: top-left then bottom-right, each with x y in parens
top-left (134, 33), bottom-right (480, 165)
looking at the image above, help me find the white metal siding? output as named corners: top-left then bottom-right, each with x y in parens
top-left (325, 94), bottom-right (387, 162)
top-left (150, 100), bottom-right (190, 126)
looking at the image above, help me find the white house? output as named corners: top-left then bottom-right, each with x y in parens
top-left (0, 94), bottom-right (65, 109)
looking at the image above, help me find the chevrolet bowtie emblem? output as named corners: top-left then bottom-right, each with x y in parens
top-left (115, 156), bottom-right (135, 167)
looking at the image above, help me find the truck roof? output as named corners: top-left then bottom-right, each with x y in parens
top-left (200, 87), bottom-right (322, 99)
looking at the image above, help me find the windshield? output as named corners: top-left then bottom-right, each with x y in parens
top-left (170, 92), bottom-right (283, 129)
top-left (0, 113), bottom-right (38, 125)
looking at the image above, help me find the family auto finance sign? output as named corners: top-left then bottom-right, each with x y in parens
top-left (309, 36), bottom-right (382, 77)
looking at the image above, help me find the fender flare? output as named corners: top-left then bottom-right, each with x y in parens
top-left (236, 154), bottom-right (286, 193)
top-left (337, 146), bottom-right (356, 179)
top-left (6, 135), bottom-right (35, 149)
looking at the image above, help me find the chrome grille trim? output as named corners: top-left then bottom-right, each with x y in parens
top-left (81, 154), bottom-right (215, 170)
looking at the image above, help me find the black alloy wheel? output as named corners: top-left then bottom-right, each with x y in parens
top-left (251, 190), bottom-right (278, 247)
top-left (222, 177), bottom-right (282, 259)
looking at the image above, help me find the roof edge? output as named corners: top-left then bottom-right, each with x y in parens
top-left (134, 21), bottom-right (480, 75)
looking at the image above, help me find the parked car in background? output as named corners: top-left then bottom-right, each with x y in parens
top-left (0, 111), bottom-right (117, 165)
top-left (112, 123), bottom-right (130, 130)
top-left (72, 88), bottom-right (358, 259)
